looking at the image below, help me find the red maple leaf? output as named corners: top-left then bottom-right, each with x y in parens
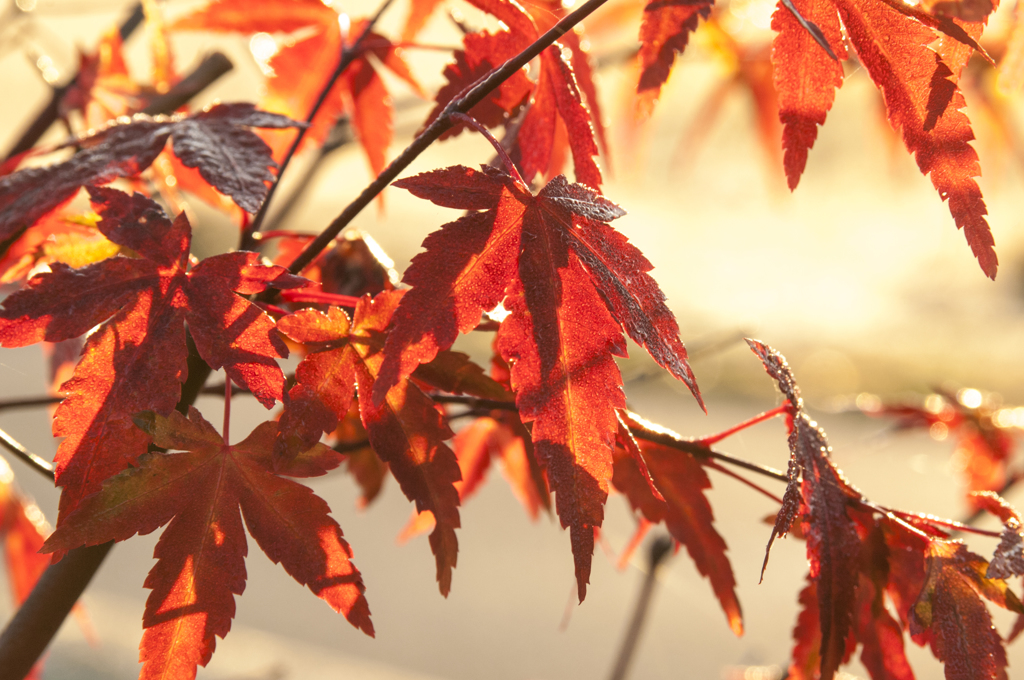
top-left (636, 0), bottom-right (715, 118)
top-left (400, 411), bottom-right (551, 541)
top-left (429, 0), bottom-right (604, 187)
top-left (749, 340), bottom-right (1024, 679)
top-left (42, 407), bottom-right (373, 680)
top-left (787, 513), bottom-right (921, 680)
top-left (60, 27), bottom-right (145, 129)
top-left (173, 0), bottom-right (423, 176)
top-left (750, 339), bottom-right (865, 680)
top-left (0, 460), bottom-right (50, 611)
top-left (631, 0), bottom-right (998, 275)
top-left (969, 491), bottom-right (1024, 579)
top-left (909, 540), bottom-right (1017, 680)
top-left (0, 459), bottom-right (58, 680)
top-left (372, 164), bottom-right (700, 599)
top-left (769, 0), bottom-right (998, 276)
top-left (851, 521), bottom-right (916, 680)
top-left (0, 210), bottom-right (117, 285)
top-left (612, 417), bottom-right (743, 635)
top-left (0, 188), bottom-right (305, 523)
top-left (276, 291), bottom-right (463, 595)
top-left (862, 389), bottom-right (1015, 504)
top-left (423, 30), bottom-right (534, 141)
top-left (401, 0), bottom-right (447, 40)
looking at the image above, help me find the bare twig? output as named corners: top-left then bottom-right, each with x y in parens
top-left (623, 410), bottom-right (789, 483)
top-left (258, 118), bottom-right (354, 234)
top-left (0, 427), bottom-right (54, 480)
top-left (141, 52), bottom-right (234, 116)
top-left (428, 393), bottom-right (789, 482)
top-left (0, 396), bottom-right (60, 410)
top-left (0, 541), bottom-right (113, 680)
top-left (430, 394), bottom-right (517, 411)
top-left (608, 535), bottom-right (674, 680)
top-left (704, 460), bottom-right (784, 504)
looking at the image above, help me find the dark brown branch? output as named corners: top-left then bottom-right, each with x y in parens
top-left (430, 394), bottom-right (517, 412)
top-left (141, 52), bottom-right (234, 116)
top-left (242, 0), bottom-right (397, 249)
top-left (4, 3), bottom-right (144, 160)
top-left (626, 415), bottom-right (789, 483)
top-left (607, 535), bottom-right (674, 680)
top-left (0, 427), bottom-right (54, 480)
top-left (0, 541), bottom-right (113, 680)
top-left (284, 0), bottom-right (612, 276)
top-left (258, 118), bottom-right (354, 234)
top-left (0, 396), bottom-right (60, 410)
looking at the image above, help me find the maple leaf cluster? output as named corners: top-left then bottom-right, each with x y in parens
top-left (861, 387), bottom-right (1024, 505)
top-left (1, 0), bottom-right (1023, 678)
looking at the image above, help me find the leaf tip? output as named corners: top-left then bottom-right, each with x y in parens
top-left (132, 411), bottom-right (158, 435)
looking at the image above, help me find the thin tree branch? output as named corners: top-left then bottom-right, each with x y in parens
top-left (0, 396), bottom-right (60, 410)
top-left (0, 541), bottom-right (114, 680)
top-left (257, 118), bottom-right (354, 234)
top-left (140, 52), bottom-right (234, 116)
top-left (623, 410), bottom-right (790, 482)
top-left (704, 460), bottom-right (784, 504)
top-left (608, 535), bottom-right (674, 680)
top-left (696, 405), bottom-right (787, 446)
top-left (429, 393), bottom-right (790, 482)
top-left (430, 394), bottom-right (517, 412)
top-left (283, 0), bottom-right (613, 276)
top-left (885, 507), bottom-right (1002, 538)
top-left (450, 112), bottom-right (526, 186)
top-left (0, 427), bottom-right (54, 480)
top-left (4, 3), bottom-right (144, 160)
top-left (241, 0), bottom-right (397, 249)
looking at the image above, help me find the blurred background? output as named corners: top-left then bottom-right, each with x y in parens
top-left (2, 0), bottom-right (1024, 678)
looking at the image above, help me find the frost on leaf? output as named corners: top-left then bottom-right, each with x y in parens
top-left (970, 491), bottom-right (1024, 579)
top-left (749, 339), bottom-right (863, 680)
top-left (43, 408), bottom-right (372, 680)
top-left (910, 541), bottom-right (1020, 680)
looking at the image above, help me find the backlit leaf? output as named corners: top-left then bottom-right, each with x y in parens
top-left (611, 421), bottom-right (743, 635)
top-left (42, 408), bottom-right (372, 680)
top-left (0, 188), bottom-right (304, 522)
top-left (276, 292), bottom-right (463, 595)
top-left (378, 165), bottom-right (699, 599)
top-left (750, 339), bottom-right (863, 680)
